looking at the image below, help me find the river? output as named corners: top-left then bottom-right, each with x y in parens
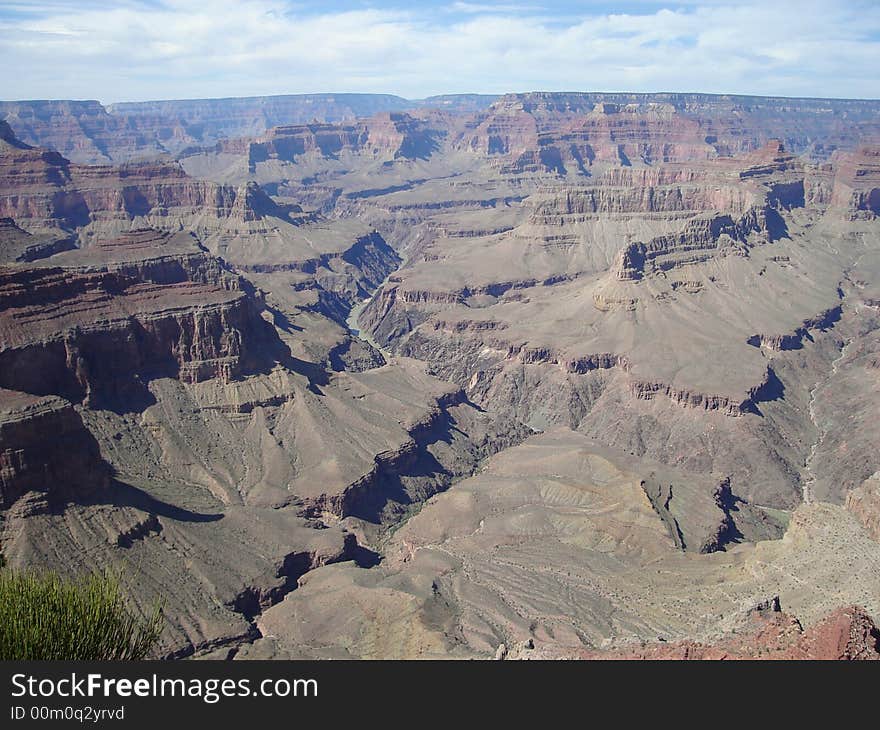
top-left (345, 275), bottom-right (394, 358)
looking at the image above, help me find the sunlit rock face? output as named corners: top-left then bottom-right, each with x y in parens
top-left (1, 92), bottom-right (880, 659)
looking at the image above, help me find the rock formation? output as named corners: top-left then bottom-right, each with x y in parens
top-left (538, 605), bottom-right (880, 660)
top-left (1, 91), bottom-right (879, 659)
top-left (0, 390), bottom-right (110, 510)
top-left (846, 474), bottom-right (880, 541)
top-left (0, 95), bottom-right (496, 164)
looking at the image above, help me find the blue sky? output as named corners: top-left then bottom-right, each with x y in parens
top-left (1, 1), bottom-right (879, 102)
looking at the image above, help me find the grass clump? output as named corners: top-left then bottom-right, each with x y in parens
top-left (0, 567), bottom-right (163, 660)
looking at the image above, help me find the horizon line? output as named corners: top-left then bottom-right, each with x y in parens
top-left (3, 90), bottom-right (880, 107)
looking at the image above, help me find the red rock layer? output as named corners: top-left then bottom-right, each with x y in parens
top-left (578, 606), bottom-right (880, 660)
top-left (457, 93), bottom-right (880, 174)
top-left (232, 112), bottom-right (443, 171)
top-left (0, 127), bottom-right (286, 231)
top-left (0, 263), bottom-right (268, 404)
top-left (829, 146), bottom-right (880, 218)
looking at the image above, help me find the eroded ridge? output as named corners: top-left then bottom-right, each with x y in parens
top-left (0, 92), bottom-right (878, 659)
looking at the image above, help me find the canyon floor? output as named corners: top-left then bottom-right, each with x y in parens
top-left (1, 92), bottom-right (879, 659)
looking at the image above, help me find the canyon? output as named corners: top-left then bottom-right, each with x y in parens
top-left (0, 91), bottom-right (879, 660)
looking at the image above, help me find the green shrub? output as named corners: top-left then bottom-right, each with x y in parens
top-left (0, 568), bottom-right (163, 660)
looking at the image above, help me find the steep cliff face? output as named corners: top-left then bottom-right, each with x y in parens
top-left (527, 180), bottom-right (758, 222)
top-left (0, 203), bottom-right (277, 410)
top-left (242, 122), bottom-right (368, 168)
top-left (0, 123), bottom-right (74, 196)
top-left (0, 124), bottom-right (397, 322)
top-left (0, 390), bottom-right (110, 509)
top-left (0, 147), bottom-right (285, 234)
top-left (0, 263), bottom-right (272, 407)
top-left (846, 474), bottom-right (880, 541)
top-left (0, 118), bottom-right (295, 233)
top-left (0, 106), bottom-right (535, 660)
top-left (107, 94), bottom-right (414, 144)
top-left (0, 123), bottom-right (405, 389)
top-left (5, 92), bottom-right (878, 170)
top-left (828, 146), bottom-right (880, 219)
top-left (354, 137), bottom-right (873, 514)
top-left (0, 100), bottom-right (166, 164)
top-left (218, 112), bottom-right (445, 173)
top-left (2, 89), bottom-right (880, 660)
top-left (0, 95), bottom-right (496, 165)
top-left (0, 121), bottom-right (31, 150)
top-left (0, 96), bottom-right (409, 164)
top-left (455, 93), bottom-right (880, 174)
top-left (805, 146), bottom-right (880, 218)
top-left (610, 205), bottom-right (782, 282)
top-left (461, 99), bottom-right (716, 173)
top-left (74, 229), bottom-right (234, 285)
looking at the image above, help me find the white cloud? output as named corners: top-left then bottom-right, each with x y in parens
top-left (449, 2), bottom-right (544, 13)
top-left (0, 0), bottom-right (878, 102)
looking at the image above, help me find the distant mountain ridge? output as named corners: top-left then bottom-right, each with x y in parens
top-left (4, 90), bottom-right (880, 165)
top-left (0, 94), bottom-right (498, 164)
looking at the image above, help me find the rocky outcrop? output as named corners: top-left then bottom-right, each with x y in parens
top-left (239, 230), bottom-right (395, 281)
top-left (570, 605), bottom-right (880, 660)
top-left (457, 93), bottom-right (880, 174)
top-left (228, 534), bottom-right (359, 622)
top-left (382, 313), bottom-right (781, 420)
top-left (0, 217), bottom-right (75, 263)
top-left (747, 306), bottom-right (842, 351)
top-left (460, 97), bottom-right (713, 172)
top-left (0, 100), bottom-right (168, 164)
top-left (298, 389), bottom-right (470, 522)
top-left (237, 112), bottom-right (443, 171)
top-left (74, 229), bottom-right (236, 286)
top-left (612, 206), bottom-right (782, 282)
top-left (0, 389), bottom-right (110, 509)
top-left (0, 125), bottom-right (295, 234)
top-left (0, 121), bottom-right (26, 148)
top-left (641, 473), bottom-right (747, 554)
top-left (828, 146), bottom-right (880, 219)
top-left (627, 378), bottom-right (753, 417)
top-left (0, 263), bottom-right (273, 407)
top-left (846, 473), bottom-right (880, 541)
top-left (528, 179), bottom-right (759, 222)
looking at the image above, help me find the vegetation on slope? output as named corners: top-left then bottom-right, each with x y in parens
top-left (0, 566), bottom-right (163, 660)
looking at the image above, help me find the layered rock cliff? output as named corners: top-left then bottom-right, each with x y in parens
top-left (0, 142), bottom-right (291, 234)
top-left (2, 90), bottom-right (879, 660)
top-left (457, 92), bottom-right (880, 174)
top-left (0, 263), bottom-right (273, 407)
top-left (232, 112), bottom-right (444, 172)
top-left (0, 94), bottom-right (496, 164)
top-left (0, 390), bottom-right (110, 510)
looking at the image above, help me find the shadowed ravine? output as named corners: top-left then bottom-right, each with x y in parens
top-left (1, 92), bottom-right (879, 660)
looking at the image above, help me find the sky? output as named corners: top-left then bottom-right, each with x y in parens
top-left (1, 0), bottom-right (879, 103)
